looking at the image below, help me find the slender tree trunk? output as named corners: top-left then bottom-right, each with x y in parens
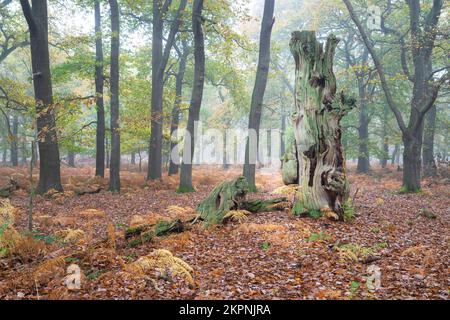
top-left (68, 151), bottom-right (75, 167)
top-left (108, 0), bottom-right (120, 192)
top-left (10, 115), bottom-right (18, 167)
top-left (148, 0), bottom-right (164, 180)
top-left (422, 105), bottom-right (437, 176)
top-left (2, 146), bottom-right (6, 164)
top-left (178, 0), bottom-right (205, 193)
top-left (106, 137), bottom-right (110, 168)
top-left (356, 81), bottom-right (370, 173)
top-left (148, 0), bottom-right (187, 180)
top-left (280, 103), bottom-right (286, 158)
top-left (284, 31), bottom-right (355, 219)
top-left (95, 0), bottom-right (105, 178)
top-left (131, 151), bottom-right (136, 165)
top-left (391, 143), bottom-right (399, 165)
top-left (169, 40), bottom-right (189, 176)
top-left (21, 138), bottom-right (27, 165)
top-left (243, 0), bottom-right (275, 191)
top-left (20, 0), bottom-right (63, 194)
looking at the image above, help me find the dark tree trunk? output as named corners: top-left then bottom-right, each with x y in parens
top-left (105, 137), bottom-right (110, 168)
top-left (108, 0), bottom-right (120, 192)
top-left (68, 151), bottom-right (75, 167)
top-left (148, 0), bottom-right (187, 180)
top-left (148, 0), bottom-right (164, 180)
top-left (243, 0), bottom-right (275, 191)
top-left (422, 105), bottom-right (437, 176)
top-left (10, 115), bottom-right (18, 167)
top-left (178, 0), bottom-right (205, 193)
top-left (169, 40), bottom-right (189, 176)
top-left (20, 0), bottom-right (63, 194)
top-left (95, 0), bottom-right (105, 178)
top-left (403, 124), bottom-right (423, 192)
top-left (131, 152), bottom-right (136, 165)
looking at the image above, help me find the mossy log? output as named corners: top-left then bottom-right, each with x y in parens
top-left (283, 31), bottom-right (356, 220)
top-left (125, 219), bottom-right (185, 247)
top-left (197, 176), bottom-right (287, 224)
top-left (0, 179), bottom-right (18, 198)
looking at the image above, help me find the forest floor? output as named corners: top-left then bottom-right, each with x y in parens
top-left (0, 165), bottom-right (449, 300)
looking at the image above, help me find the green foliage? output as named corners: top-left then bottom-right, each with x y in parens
top-left (307, 232), bottom-right (332, 243)
top-left (348, 281), bottom-right (360, 300)
top-left (342, 200), bottom-right (355, 221)
top-left (261, 241), bottom-right (271, 251)
top-left (308, 209), bottom-right (322, 219)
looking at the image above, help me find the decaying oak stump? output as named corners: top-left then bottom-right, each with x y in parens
top-left (283, 31), bottom-right (356, 220)
top-left (197, 176), bottom-right (287, 224)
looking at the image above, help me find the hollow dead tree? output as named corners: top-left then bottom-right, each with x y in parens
top-left (282, 31), bottom-right (355, 220)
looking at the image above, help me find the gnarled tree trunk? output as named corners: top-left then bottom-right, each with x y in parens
top-left (283, 31), bottom-right (355, 220)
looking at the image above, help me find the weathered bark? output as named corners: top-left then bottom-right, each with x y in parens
top-left (168, 40), bottom-right (189, 176)
top-left (422, 105), bottom-right (437, 176)
top-left (95, 0), bottom-right (105, 178)
top-left (10, 115), bottom-right (18, 167)
top-left (243, 0), bottom-right (275, 191)
top-left (108, 0), bottom-right (120, 192)
top-left (20, 0), bottom-right (63, 194)
top-left (178, 0), bottom-right (205, 193)
top-left (148, 0), bottom-right (187, 180)
top-left (284, 31), bottom-right (355, 220)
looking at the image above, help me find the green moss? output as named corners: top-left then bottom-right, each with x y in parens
top-left (342, 200), bottom-right (354, 221)
top-left (176, 185), bottom-right (196, 194)
top-left (308, 209), bottom-right (322, 219)
top-left (398, 185), bottom-right (421, 194)
top-left (292, 201), bottom-right (306, 216)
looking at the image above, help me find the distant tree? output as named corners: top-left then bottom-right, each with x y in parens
top-left (178, 0), bottom-right (205, 193)
top-left (243, 0), bottom-right (275, 191)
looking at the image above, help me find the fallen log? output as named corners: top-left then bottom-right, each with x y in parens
top-left (125, 176), bottom-right (290, 247)
top-left (125, 218), bottom-right (186, 247)
top-left (73, 185), bottom-right (103, 196)
top-left (197, 176), bottom-right (288, 224)
top-left (0, 179), bottom-right (18, 198)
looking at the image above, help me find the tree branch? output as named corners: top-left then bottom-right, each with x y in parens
top-left (343, 0), bottom-right (407, 134)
